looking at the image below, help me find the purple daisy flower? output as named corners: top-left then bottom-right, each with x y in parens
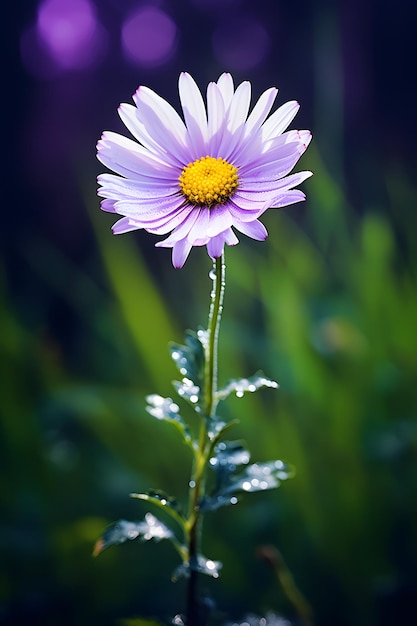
top-left (97, 73), bottom-right (312, 268)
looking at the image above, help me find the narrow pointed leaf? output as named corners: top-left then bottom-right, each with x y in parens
top-left (216, 371), bottom-right (278, 402)
top-left (130, 490), bottom-right (186, 533)
top-left (93, 513), bottom-right (174, 556)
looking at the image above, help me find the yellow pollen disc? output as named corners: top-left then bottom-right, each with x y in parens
top-left (179, 156), bottom-right (239, 207)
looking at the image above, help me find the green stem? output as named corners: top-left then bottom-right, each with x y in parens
top-left (186, 254), bottom-right (225, 626)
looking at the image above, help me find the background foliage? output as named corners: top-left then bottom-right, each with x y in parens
top-left (3, 1), bottom-right (417, 625)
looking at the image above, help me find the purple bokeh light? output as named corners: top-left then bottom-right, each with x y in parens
top-left (212, 16), bottom-right (271, 71)
top-left (121, 6), bottom-right (178, 68)
top-left (26, 0), bottom-right (108, 74)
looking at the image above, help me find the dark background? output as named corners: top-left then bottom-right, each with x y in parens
top-left (2, 1), bottom-right (417, 625)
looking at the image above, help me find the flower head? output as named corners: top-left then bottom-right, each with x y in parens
top-left (97, 73), bottom-right (312, 268)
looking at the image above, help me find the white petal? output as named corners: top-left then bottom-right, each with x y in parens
top-left (179, 72), bottom-right (208, 156)
top-left (244, 87), bottom-right (278, 135)
top-left (227, 81), bottom-right (251, 132)
top-left (218, 81), bottom-right (252, 161)
top-left (206, 82), bottom-right (226, 155)
top-left (261, 101), bottom-right (300, 139)
top-left (216, 73), bottom-right (235, 108)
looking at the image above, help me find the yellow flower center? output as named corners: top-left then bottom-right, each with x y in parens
top-left (179, 156), bottom-right (239, 207)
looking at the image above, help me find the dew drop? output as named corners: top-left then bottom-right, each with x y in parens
top-left (189, 480), bottom-right (196, 488)
top-left (209, 268), bottom-right (216, 281)
top-left (242, 481), bottom-right (251, 491)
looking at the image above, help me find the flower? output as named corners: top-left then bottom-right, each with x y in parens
top-left (97, 73), bottom-right (312, 268)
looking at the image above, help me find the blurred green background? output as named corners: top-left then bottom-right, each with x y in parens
top-left (3, 0), bottom-right (417, 625)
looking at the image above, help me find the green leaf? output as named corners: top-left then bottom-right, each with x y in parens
top-left (173, 554), bottom-right (222, 580)
top-left (201, 441), bottom-right (294, 511)
top-left (172, 378), bottom-right (201, 411)
top-left (93, 513), bottom-right (174, 556)
top-left (130, 490), bottom-right (186, 535)
top-left (169, 330), bottom-right (206, 388)
top-left (146, 394), bottom-right (192, 445)
top-left (216, 371), bottom-right (278, 402)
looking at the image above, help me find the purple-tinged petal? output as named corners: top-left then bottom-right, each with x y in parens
top-left (239, 170), bottom-right (313, 193)
top-left (101, 198), bottom-right (116, 213)
top-left (112, 217), bottom-right (142, 234)
top-left (113, 193), bottom-right (184, 215)
top-left (206, 233), bottom-right (225, 258)
top-left (186, 208), bottom-right (210, 242)
top-left (98, 173), bottom-right (179, 201)
top-left (140, 207), bottom-right (195, 233)
top-left (133, 87), bottom-right (189, 164)
top-left (172, 238), bottom-right (193, 268)
top-left (234, 219), bottom-right (268, 241)
top-left (206, 228), bottom-right (239, 259)
top-left (227, 199), bottom-right (264, 222)
top-left (155, 209), bottom-right (201, 246)
top-left (205, 205), bottom-right (234, 237)
top-left (241, 142), bottom-right (311, 181)
top-left (97, 132), bottom-right (178, 181)
top-left (268, 189), bottom-right (307, 208)
top-left (118, 103), bottom-right (184, 168)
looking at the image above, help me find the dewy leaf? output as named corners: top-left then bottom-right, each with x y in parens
top-left (202, 442), bottom-right (294, 512)
top-left (216, 371), bottom-right (278, 402)
top-left (93, 513), bottom-right (174, 556)
top-left (130, 490), bottom-right (186, 534)
top-left (172, 554), bottom-right (222, 580)
top-left (170, 330), bottom-right (207, 412)
top-left (172, 378), bottom-right (201, 410)
top-left (169, 330), bottom-right (205, 387)
top-left (146, 394), bottom-right (192, 445)
top-left (210, 441), bottom-right (251, 469)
